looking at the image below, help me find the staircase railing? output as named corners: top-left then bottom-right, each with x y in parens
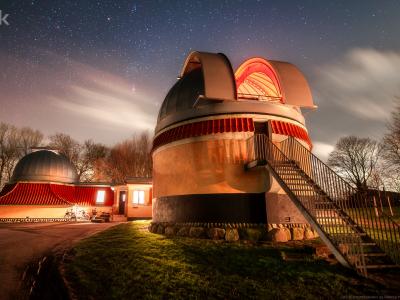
top-left (247, 134), bottom-right (400, 274)
top-left (279, 136), bottom-right (400, 265)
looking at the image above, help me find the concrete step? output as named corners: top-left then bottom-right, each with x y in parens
top-left (322, 223), bottom-right (360, 229)
top-left (359, 264), bottom-right (400, 269)
top-left (359, 242), bottom-right (377, 246)
top-left (112, 215), bottom-right (127, 222)
top-left (362, 253), bottom-right (387, 257)
top-left (315, 201), bottom-right (335, 205)
top-left (316, 216), bottom-right (350, 219)
top-left (275, 163), bottom-right (297, 167)
top-left (284, 180), bottom-right (308, 183)
top-left (279, 173), bottom-right (302, 177)
top-left (330, 232), bottom-right (368, 237)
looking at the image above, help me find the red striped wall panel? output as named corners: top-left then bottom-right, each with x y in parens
top-left (74, 186), bottom-right (114, 206)
top-left (0, 183), bottom-right (71, 206)
top-left (0, 183), bottom-right (114, 207)
top-left (152, 117), bottom-right (312, 151)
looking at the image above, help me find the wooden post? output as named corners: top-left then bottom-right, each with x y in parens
top-left (378, 192), bottom-right (384, 214)
top-left (267, 121), bottom-right (272, 162)
top-left (372, 196), bottom-right (380, 218)
top-left (387, 195), bottom-right (394, 217)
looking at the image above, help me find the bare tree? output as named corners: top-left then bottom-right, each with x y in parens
top-left (0, 123), bottom-right (18, 187)
top-left (368, 167), bottom-right (386, 191)
top-left (48, 133), bottom-right (81, 165)
top-left (328, 136), bottom-right (381, 192)
top-left (19, 127), bottom-right (44, 155)
top-left (0, 123), bottom-right (44, 188)
top-left (135, 133), bottom-right (153, 177)
top-left (78, 140), bottom-right (109, 182)
top-left (381, 100), bottom-right (400, 191)
top-left (48, 133), bottom-right (108, 182)
top-left (105, 132), bottom-right (152, 183)
top-left (383, 173), bottom-right (400, 193)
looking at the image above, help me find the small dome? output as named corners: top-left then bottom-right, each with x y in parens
top-left (11, 150), bottom-right (78, 184)
top-left (158, 68), bottom-right (206, 122)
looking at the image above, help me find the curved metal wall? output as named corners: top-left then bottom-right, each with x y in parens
top-left (11, 151), bottom-right (78, 184)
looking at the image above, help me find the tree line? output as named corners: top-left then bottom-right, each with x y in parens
top-left (0, 124), bottom-right (152, 188)
top-left (327, 100), bottom-right (400, 194)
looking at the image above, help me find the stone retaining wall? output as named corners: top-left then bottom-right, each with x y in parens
top-left (148, 222), bottom-right (319, 242)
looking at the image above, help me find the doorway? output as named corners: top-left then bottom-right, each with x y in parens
top-left (118, 191), bottom-right (126, 215)
top-left (253, 121), bottom-right (272, 160)
top-left (254, 121), bottom-right (270, 136)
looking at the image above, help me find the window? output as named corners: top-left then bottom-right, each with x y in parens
top-left (96, 190), bottom-right (105, 204)
top-left (133, 190), bottom-right (145, 205)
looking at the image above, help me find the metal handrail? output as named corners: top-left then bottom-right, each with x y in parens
top-left (281, 137), bottom-right (400, 225)
top-left (279, 137), bottom-right (399, 264)
top-left (247, 134), bottom-right (399, 275)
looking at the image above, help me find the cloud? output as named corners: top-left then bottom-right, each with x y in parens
top-left (315, 48), bottom-right (400, 121)
top-left (308, 48), bottom-right (400, 151)
top-left (312, 141), bottom-right (334, 162)
top-left (0, 49), bottom-right (161, 144)
top-left (39, 53), bottom-right (158, 131)
top-left (14, 51), bottom-right (164, 141)
top-left (51, 78), bottom-right (156, 132)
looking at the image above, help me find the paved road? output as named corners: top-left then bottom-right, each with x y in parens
top-left (0, 221), bottom-right (121, 299)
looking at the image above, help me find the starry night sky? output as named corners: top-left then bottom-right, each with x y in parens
top-left (1, 1), bottom-right (400, 160)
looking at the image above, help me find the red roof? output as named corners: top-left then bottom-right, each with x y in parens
top-left (0, 182), bottom-right (114, 206)
top-left (0, 183), bottom-right (71, 206)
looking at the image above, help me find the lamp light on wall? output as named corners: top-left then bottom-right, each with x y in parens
top-left (96, 190), bottom-right (105, 204)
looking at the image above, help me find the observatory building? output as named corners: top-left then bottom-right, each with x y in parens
top-left (0, 150), bottom-right (152, 220)
top-left (152, 51), bottom-right (314, 225)
top-left (1, 51), bottom-right (396, 273)
top-left (0, 150), bottom-right (114, 219)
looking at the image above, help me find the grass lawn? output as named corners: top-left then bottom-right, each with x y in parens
top-left (64, 221), bottom-right (390, 300)
top-left (347, 206), bottom-right (400, 224)
top-left (380, 206), bottom-right (400, 224)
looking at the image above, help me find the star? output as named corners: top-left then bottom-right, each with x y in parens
top-left (132, 3), bottom-right (137, 14)
top-left (0, 0), bottom-right (399, 153)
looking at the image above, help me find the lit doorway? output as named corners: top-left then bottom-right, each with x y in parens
top-left (119, 191), bottom-right (126, 215)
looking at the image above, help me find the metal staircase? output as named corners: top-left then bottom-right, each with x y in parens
top-left (246, 134), bottom-right (400, 277)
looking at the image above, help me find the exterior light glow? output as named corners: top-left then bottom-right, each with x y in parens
top-left (235, 58), bottom-right (283, 103)
top-left (133, 190), bottom-right (145, 205)
top-left (96, 190), bottom-right (105, 204)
